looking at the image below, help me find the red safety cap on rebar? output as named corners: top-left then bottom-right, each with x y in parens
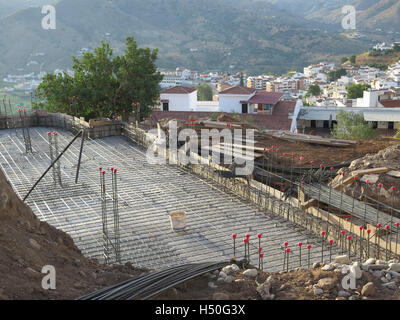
top-left (307, 244), bottom-right (312, 250)
top-left (329, 239), bottom-right (334, 245)
top-left (257, 233), bottom-right (262, 239)
top-left (298, 242), bottom-right (303, 247)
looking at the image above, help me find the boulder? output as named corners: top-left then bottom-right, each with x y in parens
top-left (243, 269), bottom-right (258, 278)
top-left (29, 238), bottom-right (41, 250)
top-left (338, 290), bottom-right (351, 298)
top-left (361, 282), bottom-right (376, 296)
top-left (317, 277), bottom-right (336, 290)
top-left (388, 263), bottom-right (400, 272)
top-left (322, 264), bottom-right (334, 271)
top-left (257, 280), bottom-right (272, 300)
top-left (313, 287), bottom-right (323, 295)
top-left (335, 255), bottom-right (351, 265)
top-left (224, 276), bottom-right (235, 284)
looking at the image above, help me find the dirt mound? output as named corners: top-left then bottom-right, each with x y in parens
top-left (331, 143), bottom-right (400, 209)
top-left (0, 169), bottom-right (146, 300)
top-left (217, 114), bottom-right (239, 123)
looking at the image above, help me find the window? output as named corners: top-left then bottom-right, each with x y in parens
top-left (163, 102), bottom-right (169, 111)
top-left (388, 122), bottom-right (394, 130)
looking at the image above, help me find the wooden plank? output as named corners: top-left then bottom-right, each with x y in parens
top-left (351, 167), bottom-right (389, 176)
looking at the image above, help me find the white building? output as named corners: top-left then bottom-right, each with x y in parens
top-left (218, 86), bottom-right (256, 114)
top-left (160, 86), bottom-right (197, 112)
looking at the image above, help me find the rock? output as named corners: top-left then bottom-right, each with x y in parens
top-left (382, 282), bottom-right (398, 290)
top-left (361, 174), bottom-right (379, 184)
top-left (242, 269), bottom-right (258, 278)
top-left (313, 287), bottom-right (323, 295)
top-left (266, 275), bottom-right (275, 285)
top-left (73, 282), bottom-right (85, 289)
top-left (234, 279), bottom-right (245, 283)
top-left (230, 264), bottom-right (240, 272)
top-left (257, 280), bottom-right (272, 300)
top-left (389, 271), bottom-right (400, 278)
top-left (29, 238), bottom-right (41, 250)
top-left (349, 295), bottom-right (360, 300)
top-left (322, 264), bottom-right (334, 271)
top-left (387, 170), bottom-right (400, 178)
top-left (338, 290), bottom-right (351, 297)
top-left (376, 260), bottom-right (388, 266)
top-left (217, 277), bottom-right (225, 283)
top-left (361, 282), bottom-right (376, 296)
top-left (363, 258), bottom-right (376, 265)
top-left (219, 271), bottom-right (227, 279)
top-left (336, 297), bottom-right (347, 300)
top-left (0, 288), bottom-right (8, 300)
top-left (385, 273), bottom-right (392, 281)
top-left (212, 292), bottom-right (229, 300)
top-left (208, 282), bottom-right (217, 289)
top-left (381, 277), bottom-right (389, 283)
top-left (368, 264), bottom-right (387, 271)
top-left (312, 262), bottom-right (320, 269)
top-left (389, 263), bottom-right (400, 272)
top-left (221, 266), bottom-right (232, 275)
top-left (224, 276), bottom-right (235, 284)
top-left (335, 255), bottom-right (351, 265)
top-left (317, 277), bottom-right (336, 290)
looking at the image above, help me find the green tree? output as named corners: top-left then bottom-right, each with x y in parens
top-left (35, 37), bottom-right (163, 121)
top-left (305, 84), bottom-right (321, 97)
top-left (347, 83), bottom-right (371, 99)
top-left (196, 83), bottom-right (213, 101)
top-left (332, 110), bottom-right (377, 140)
top-left (328, 68), bottom-right (347, 82)
top-left (349, 54), bottom-right (357, 64)
top-left (340, 57), bottom-right (348, 64)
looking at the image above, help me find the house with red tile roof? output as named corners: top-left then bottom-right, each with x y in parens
top-left (160, 86), bottom-right (198, 111)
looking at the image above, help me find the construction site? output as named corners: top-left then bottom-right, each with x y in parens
top-left (1, 109), bottom-right (400, 300)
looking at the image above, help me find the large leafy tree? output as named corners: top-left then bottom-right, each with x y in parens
top-left (35, 37), bottom-right (163, 120)
top-left (347, 83), bottom-right (370, 99)
top-left (331, 110), bottom-right (377, 140)
top-left (196, 83), bottom-right (213, 101)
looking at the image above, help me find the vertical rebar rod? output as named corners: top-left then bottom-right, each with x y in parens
top-left (75, 129), bottom-right (86, 184)
top-left (53, 132), bottom-right (62, 186)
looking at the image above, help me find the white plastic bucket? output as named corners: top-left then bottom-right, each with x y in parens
top-left (169, 211), bottom-right (187, 231)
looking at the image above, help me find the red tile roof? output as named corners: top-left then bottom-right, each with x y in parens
top-left (380, 100), bottom-right (400, 108)
top-left (161, 86), bottom-right (197, 94)
top-left (241, 91), bottom-right (284, 105)
top-left (219, 86), bottom-right (256, 95)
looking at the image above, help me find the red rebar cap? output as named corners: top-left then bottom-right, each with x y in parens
top-left (260, 253), bottom-right (264, 258)
top-left (292, 154), bottom-right (295, 158)
top-left (354, 176), bottom-right (359, 180)
top-left (257, 233), bottom-right (262, 239)
top-left (245, 233), bottom-right (250, 239)
top-left (341, 230), bottom-right (346, 235)
top-left (102, 171), bottom-right (106, 175)
top-left (346, 218), bottom-right (350, 222)
top-left (320, 164), bottom-right (324, 168)
top-left (367, 229), bottom-right (371, 234)
top-left (307, 244), bottom-right (312, 250)
top-left (385, 225), bottom-right (390, 230)
top-left (259, 247), bottom-right (263, 252)
top-left (396, 222), bottom-right (400, 228)
top-left (378, 183), bottom-right (383, 188)
top-left (301, 181), bottom-right (305, 185)
top-left (111, 167), bottom-right (114, 171)
top-left (330, 167), bottom-right (334, 171)
top-left (284, 241), bottom-right (289, 247)
top-left (243, 238), bottom-right (248, 244)
top-left (392, 186), bottom-right (396, 191)
top-left (114, 169), bottom-right (117, 173)
top-left (286, 248), bottom-right (291, 253)
top-left (321, 231), bottom-right (326, 236)
top-left (47, 131), bottom-right (51, 135)
top-left (359, 226), bottom-right (363, 231)
top-left (329, 239), bottom-right (334, 245)
top-left (99, 167), bottom-right (102, 171)
top-left (377, 223), bottom-right (382, 228)
top-left (283, 152), bottom-right (287, 156)
top-left (299, 156), bottom-right (304, 161)
top-left (232, 233), bottom-right (237, 239)
top-left (310, 161), bottom-right (314, 165)
top-left (298, 242), bottom-right (303, 247)
top-left (276, 149), bottom-right (280, 153)
top-left (347, 235), bottom-right (352, 240)
top-left (53, 132), bottom-right (58, 135)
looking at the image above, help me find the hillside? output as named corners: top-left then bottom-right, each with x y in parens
top-left (0, 0), bottom-right (369, 76)
top-left (0, 168), bottom-right (146, 299)
top-left (269, 0), bottom-right (400, 32)
top-left (344, 50), bottom-right (400, 69)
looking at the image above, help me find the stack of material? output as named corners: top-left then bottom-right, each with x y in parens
top-left (262, 131), bottom-right (356, 147)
